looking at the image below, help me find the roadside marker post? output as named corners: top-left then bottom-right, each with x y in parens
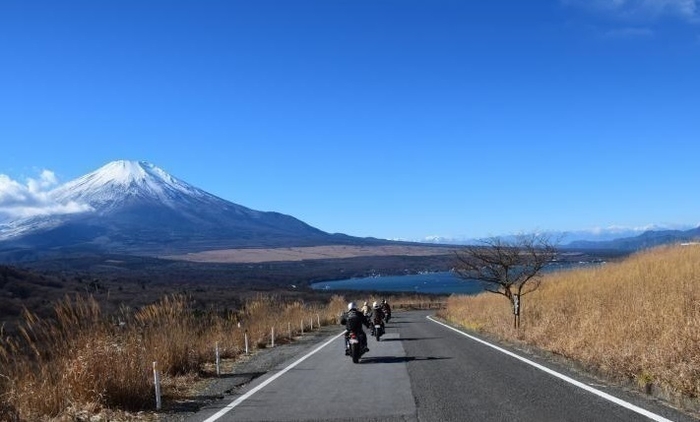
top-left (152, 361), bottom-right (162, 410)
top-left (202, 331), bottom-right (346, 422)
top-left (215, 342), bottom-right (221, 376)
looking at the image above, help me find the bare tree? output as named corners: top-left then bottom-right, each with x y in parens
top-left (453, 233), bottom-right (557, 329)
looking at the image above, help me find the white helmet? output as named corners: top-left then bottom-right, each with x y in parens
top-left (373, 301), bottom-right (379, 308)
top-left (348, 302), bottom-right (356, 311)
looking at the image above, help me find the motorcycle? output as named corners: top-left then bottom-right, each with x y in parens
top-left (345, 330), bottom-right (366, 363)
top-left (371, 316), bottom-right (385, 341)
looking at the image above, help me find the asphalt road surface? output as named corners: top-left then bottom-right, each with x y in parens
top-left (188, 311), bottom-right (696, 422)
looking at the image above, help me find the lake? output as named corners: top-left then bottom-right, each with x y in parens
top-left (310, 271), bottom-right (484, 295)
top-left (310, 262), bottom-right (596, 295)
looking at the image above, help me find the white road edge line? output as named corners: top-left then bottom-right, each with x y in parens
top-left (202, 330), bottom-right (347, 422)
top-left (426, 316), bottom-right (673, 422)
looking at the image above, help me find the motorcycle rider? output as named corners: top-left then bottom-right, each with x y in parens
top-left (340, 302), bottom-right (371, 355)
top-left (361, 301), bottom-right (371, 316)
top-left (381, 299), bottom-right (392, 322)
top-left (371, 301), bottom-right (385, 337)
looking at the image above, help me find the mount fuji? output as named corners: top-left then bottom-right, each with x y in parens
top-left (0, 160), bottom-right (369, 256)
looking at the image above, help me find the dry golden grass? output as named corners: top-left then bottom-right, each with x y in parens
top-left (0, 293), bottom-right (351, 421)
top-left (439, 244), bottom-right (700, 400)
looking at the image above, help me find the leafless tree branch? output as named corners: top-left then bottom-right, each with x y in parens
top-left (453, 233), bottom-right (558, 328)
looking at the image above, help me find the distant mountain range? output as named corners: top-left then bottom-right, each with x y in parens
top-left (420, 224), bottom-right (700, 251)
top-left (564, 226), bottom-right (700, 250)
top-left (0, 160), bottom-right (380, 258)
top-left (0, 160), bottom-right (697, 260)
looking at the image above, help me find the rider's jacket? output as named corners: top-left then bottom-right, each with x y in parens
top-left (341, 308), bottom-right (370, 333)
top-left (372, 308), bottom-right (385, 324)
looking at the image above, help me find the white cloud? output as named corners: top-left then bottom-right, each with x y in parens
top-left (0, 170), bottom-right (92, 221)
top-left (564, 0), bottom-right (699, 22)
top-left (658, 0), bottom-right (698, 18)
top-left (28, 170), bottom-right (58, 193)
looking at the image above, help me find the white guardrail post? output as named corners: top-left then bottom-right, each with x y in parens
top-left (215, 342), bottom-right (221, 376)
top-left (153, 361), bottom-right (162, 410)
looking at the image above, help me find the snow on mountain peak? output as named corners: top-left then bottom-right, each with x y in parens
top-left (97, 160), bottom-right (153, 184)
top-left (50, 160), bottom-right (209, 209)
top-left (79, 160), bottom-right (180, 189)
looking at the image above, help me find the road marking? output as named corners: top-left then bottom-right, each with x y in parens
top-left (202, 330), bottom-right (347, 422)
top-left (426, 316), bottom-right (673, 422)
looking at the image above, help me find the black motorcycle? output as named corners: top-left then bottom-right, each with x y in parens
top-left (371, 315), bottom-right (385, 341)
top-left (345, 330), bottom-right (367, 363)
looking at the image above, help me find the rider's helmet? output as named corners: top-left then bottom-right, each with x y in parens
top-left (363, 301), bottom-right (368, 306)
top-left (348, 302), bottom-right (356, 311)
top-left (382, 299), bottom-right (387, 304)
top-left (372, 301), bottom-right (379, 308)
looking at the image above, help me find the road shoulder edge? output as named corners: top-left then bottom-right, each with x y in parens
top-left (427, 314), bottom-right (699, 422)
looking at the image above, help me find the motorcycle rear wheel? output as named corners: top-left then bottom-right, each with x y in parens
top-left (350, 343), bottom-right (360, 363)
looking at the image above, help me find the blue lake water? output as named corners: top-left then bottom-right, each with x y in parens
top-left (310, 272), bottom-right (484, 295)
top-left (310, 262), bottom-right (593, 295)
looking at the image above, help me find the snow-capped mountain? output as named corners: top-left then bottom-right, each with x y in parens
top-left (0, 160), bottom-right (365, 255)
top-left (50, 160), bottom-right (212, 210)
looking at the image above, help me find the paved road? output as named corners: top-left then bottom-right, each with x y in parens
top-left (189, 311), bottom-right (696, 422)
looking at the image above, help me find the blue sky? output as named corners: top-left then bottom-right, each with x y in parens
top-left (1, 0), bottom-right (699, 241)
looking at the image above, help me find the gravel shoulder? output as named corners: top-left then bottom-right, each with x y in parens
top-left (157, 324), bottom-right (344, 422)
